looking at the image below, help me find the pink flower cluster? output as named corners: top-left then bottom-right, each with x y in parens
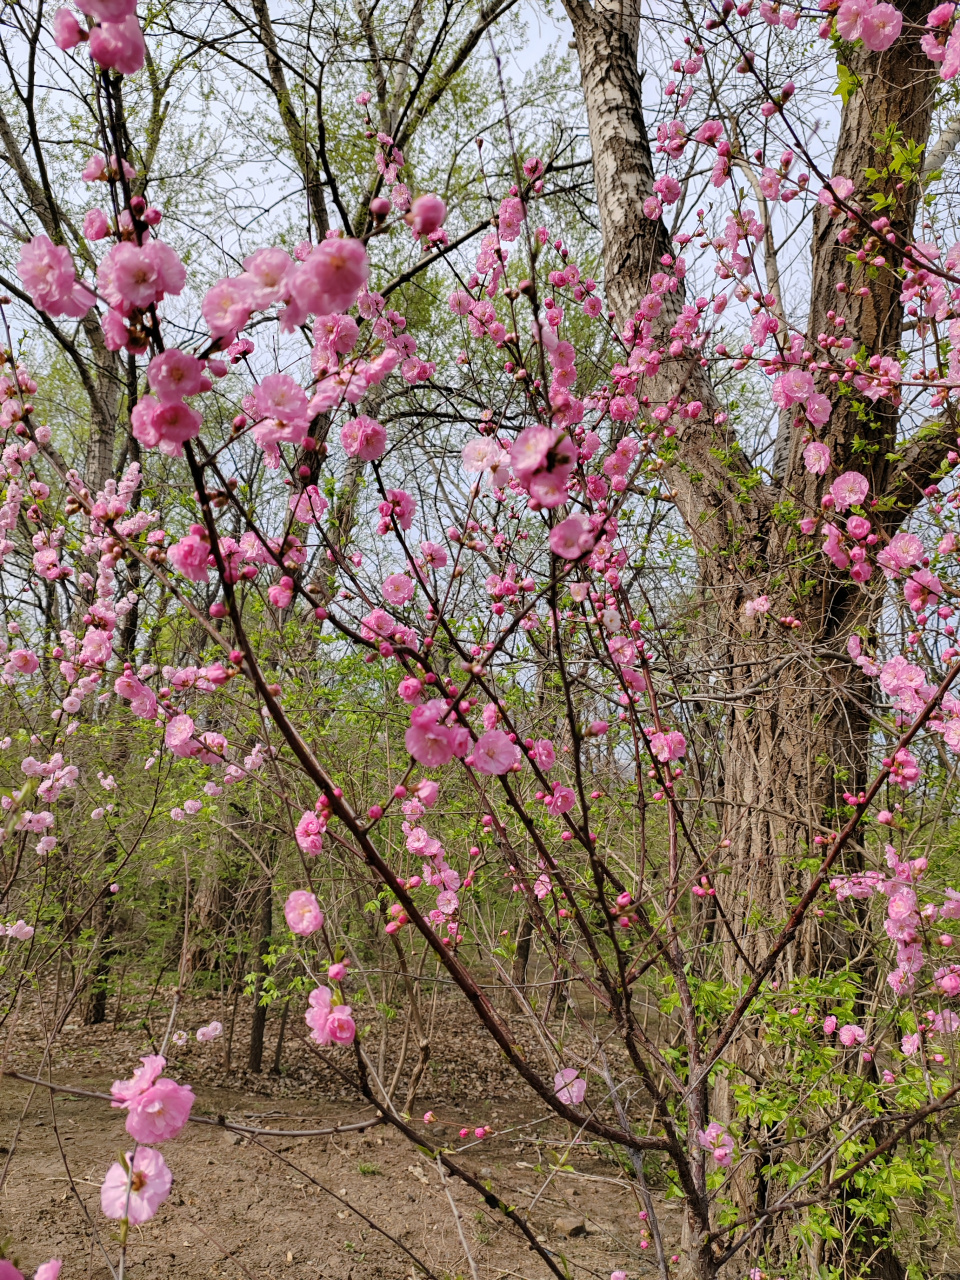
top-left (835, 0), bottom-right (903, 50)
top-left (131, 350), bottom-right (205, 455)
top-left (697, 1122), bottom-right (734, 1166)
top-left (110, 1053), bottom-right (194, 1143)
top-left (304, 984), bottom-right (356, 1045)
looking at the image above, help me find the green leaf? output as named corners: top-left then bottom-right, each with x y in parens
top-left (834, 64), bottom-right (861, 105)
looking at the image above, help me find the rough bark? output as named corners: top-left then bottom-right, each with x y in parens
top-left (510, 911), bottom-right (533, 1012)
top-left (564, 0), bottom-right (939, 946)
top-left (247, 876), bottom-right (273, 1073)
top-left (565, 0), bottom-right (939, 1267)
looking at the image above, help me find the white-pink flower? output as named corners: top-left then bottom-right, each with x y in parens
top-left (382, 573), bottom-right (415, 606)
top-left (830, 470), bottom-right (869, 511)
top-left (803, 442), bottom-right (832, 477)
top-left (284, 890), bottom-right (324, 936)
top-left (100, 1147), bottom-right (172, 1224)
top-left (554, 1068), bottom-right (587, 1105)
top-left (472, 729), bottom-right (520, 775)
top-left (837, 1023), bottom-right (866, 1047)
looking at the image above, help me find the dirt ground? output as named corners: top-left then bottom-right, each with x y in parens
top-left (0, 997), bottom-right (682, 1280)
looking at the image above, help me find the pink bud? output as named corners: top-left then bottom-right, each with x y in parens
top-left (410, 193), bottom-right (447, 236)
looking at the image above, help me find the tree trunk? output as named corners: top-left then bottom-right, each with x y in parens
top-left (247, 877), bottom-right (273, 1073)
top-left (510, 912), bottom-right (533, 1011)
top-left (565, 0), bottom-right (939, 1270)
top-left (270, 997), bottom-right (290, 1076)
top-left (565, 0), bottom-right (939, 962)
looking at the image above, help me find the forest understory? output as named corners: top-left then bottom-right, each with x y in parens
top-left (1, 990), bottom-right (682, 1280)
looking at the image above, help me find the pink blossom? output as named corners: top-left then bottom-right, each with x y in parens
top-left (773, 368), bottom-right (815, 406)
top-left (166, 528), bottom-right (209, 581)
top-left (383, 573), bottom-right (415, 606)
top-left (82, 208), bottom-right (108, 240)
top-left (836, 0), bottom-right (874, 40)
top-left (7, 649), bottom-right (39, 675)
top-left (289, 485), bottom-right (328, 523)
top-left (267, 576), bottom-right (294, 609)
top-left (823, 1015), bottom-right (838, 1034)
top-left (133, 398), bottom-right (202, 454)
top-left (534, 873), bottom-right (552, 899)
top-left (100, 1147), bottom-right (172, 1224)
top-left (861, 2), bottom-right (903, 49)
top-left (164, 714), bottom-right (200, 758)
top-left (338, 414), bottom-right (387, 462)
top-left (472, 729), bottom-right (520, 775)
top-left (805, 393), bottom-right (832, 426)
top-left (88, 14), bottom-right (146, 74)
top-left (327, 1006), bottom-right (357, 1042)
top-left (694, 120), bottom-right (724, 144)
top-left (99, 240), bottom-right (185, 312)
top-left (289, 238), bottom-right (369, 316)
top-left (608, 636), bottom-right (636, 666)
top-left (405, 701), bottom-right (468, 766)
top-left (35, 1263), bottom-right (62, 1280)
top-left (697, 1122), bottom-right (734, 1166)
top-left (419, 540), bottom-right (448, 568)
top-left (147, 349), bottom-right (203, 402)
top-left (296, 810), bottom-right (325, 856)
top-left (305, 985), bottom-right (356, 1045)
top-left (544, 783), bottom-right (576, 816)
top-left (415, 778), bottom-right (439, 808)
top-left (904, 567), bottom-right (942, 612)
top-left (818, 175), bottom-right (855, 206)
top-left (252, 374), bottom-right (309, 432)
top-left (653, 175), bottom-right (681, 205)
top-left (549, 514), bottom-right (595, 559)
top-left (890, 747), bottom-right (920, 789)
top-left (530, 738), bottom-right (556, 770)
top-left (312, 312), bottom-right (359, 363)
top-left (803, 442), bottom-right (834, 478)
top-left (649, 729), bottom-right (686, 762)
top-left (110, 1054), bottom-right (166, 1105)
top-left (878, 531), bottom-right (923, 577)
top-left (830, 470), bottom-right (869, 511)
top-left (242, 247), bottom-right (294, 308)
top-left (202, 278), bottom-right (253, 339)
top-left (75, 0), bottom-right (137, 20)
top-left (838, 1023), bottom-right (866, 1047)
top-left (410, 194), bottom-right (447, 234)
top-left (379, 488), bottom-right (416, 531)
top-left (125, 1078), bottom-right (194, 1143)
top-left (554, 1068), bottom-right (587, 1105)
top-left (462, 438), bottom-right (510, 476)
top-left (284, 889), bottom-right (324, 935)
top-left (4, 920), bottom-right (34, 941)
top-left (17, 235), bottom-right (92, 318)
top-left (943, 23), bottom-right (960, 77)
top-left (53, 8), bottom-right (85, 49)
top-left (901, 1032), bottom-right (921, 1055)
top-left (743, 595), bottom-right (770, 620)
top-left (397, 676), bottom-right (423, 704)
top-left (196, 1021), bottom-right (222, 1042)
